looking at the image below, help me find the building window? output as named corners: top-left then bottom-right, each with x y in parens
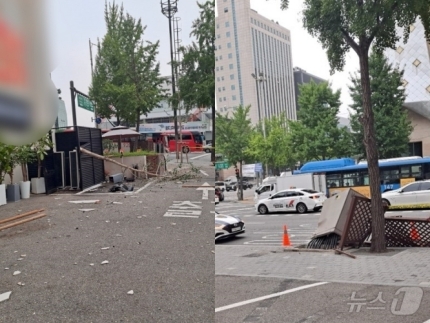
top-left (228, 53), bottom-right (233, 59)
top-left (230, 74), bottom-right (234, 80)
top-left (217, 34), bottom-right (221, 38)
top-left (217, 77), bottom-right (220, 82)
top-left (219, 97), bottom-right (222, 102)
top-left (219, 55), bottom-right (223, 60)
top-left (216, 67), bottom-right (219, 71)
top-left (229, 63), bottom-right (234, 69)
top-left (225, 21), bottom-right (230, 27)
top-left (218, 45), bottom-right (221, 49)
top-left (218, 87), bottom-right (221, 92)
top-left (396, 46), bottom-right (404, 54)
top-left (224, 7), bottom-right (228, 13)
top-left (410, 24), bottom-right (416, 32)
top-left (221, 76), bottom-right (224, 81)
top-left (223, 97), bottom-right (226, 101)
top-left (408, 142), bottom-right (423, 157)
top-left (426, 85), bottom-right (430, 93)
top-left (226, 31), bottom-right (230, 37)
top-left (402, 79), bottom-right (408, 87)
top-left (217, 24), bottom-right (219, 29)
top-left (227, 42), bottom-right (232, 48)
top-left (222, 87), bottom-right (225, 91)
top-left (231, 85), bottom-right (236, 90)
top-left (232, 95), bottom-right (237, 101)
top-left (220, 66), bottom-right (224, 70)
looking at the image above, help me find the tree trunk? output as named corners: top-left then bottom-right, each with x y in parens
top-left (37, 159), bottom-right (41, 178)
top-left (211, 105), bottom-right (215, 163)
top-left (359, 51), bottom-right (386, 253)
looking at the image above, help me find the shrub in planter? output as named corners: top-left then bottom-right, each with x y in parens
top-left (30, 133), bottom-right (53, 194)
top-left (5, 146), bottom-right (21, 202)
top-left (16, 145), bottom-right (36, 199)
top-left (0, 143), bottom-right (12, 205)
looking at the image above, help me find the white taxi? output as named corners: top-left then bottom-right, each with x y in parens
top-left (255, 188), bottom-right (327, 214)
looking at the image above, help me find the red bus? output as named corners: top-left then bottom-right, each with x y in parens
top-left (161, 131), bottom-right (203, 153)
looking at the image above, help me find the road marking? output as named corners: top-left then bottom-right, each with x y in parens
top-left (200, 169), bottom-right (209, 176)
top-left (135, 180), bottom-right (154, 194)
top-left (164, 201), bottom-right (202, 218)
top-left (196, 182), bottom-right (215, 200)
top-left (215, 282), bottom-right (328, 313)
top-left (190, 153), bottom-right (208, 160)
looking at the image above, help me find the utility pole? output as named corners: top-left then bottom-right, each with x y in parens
top-left (161, 0), bottom-right (180, 160)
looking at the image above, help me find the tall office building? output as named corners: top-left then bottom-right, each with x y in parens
top-left (293, 67), bottom-right (327, 112)
top-left (385, 18), bottom-right (430, 156)
top-left (215, 0), bottom-right (296, 125)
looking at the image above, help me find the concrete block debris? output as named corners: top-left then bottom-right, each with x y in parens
top-left (69, 200), bottom-right (100, 204)
top-left (0, 291), bottom-right (12, 303)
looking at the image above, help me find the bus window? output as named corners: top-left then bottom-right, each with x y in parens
top-left (181, 134), bottom-right (191, 140)
top-left (342, 172), bottom-right (360, 187)
top-left (411, 165), bottom-right (422, 179)
top-left (400, 166), bottom-right (410, 178)
top-left (326, 174), bottom-right (341, 188)
top-left (425, 163), bottom-right (430, 179)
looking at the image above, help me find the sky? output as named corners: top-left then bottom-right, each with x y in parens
top-left (249, 0), bottom-right (358, 117)
top-left (46, 0), bottom-right (356, 127)
top-left (46, 0), bottom-right (200, 127)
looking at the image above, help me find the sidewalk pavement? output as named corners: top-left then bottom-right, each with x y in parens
top-left (215, 245), bottom-right (430, 287)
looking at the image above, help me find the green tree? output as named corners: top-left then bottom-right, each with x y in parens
top-left (280, 0), bottom-right (430, 253)
top-left (288, 81), bottom-right (352, 162)
top-left (247, 114), bottom-right (296, 175)
top-left (120, 13), bottom-right (165, 132)
top-left (90, 3), bottom-right (133, 126)
top-left (90, 2), bottom-right (165, 129)
top-left (349, 52), bottom-right (412, 160)
top-left (216, 105), bottom-right (253, 200)
top-left (177, 0), bottom-right (215, 161)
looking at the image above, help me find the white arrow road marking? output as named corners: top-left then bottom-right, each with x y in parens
top-left (196, 182), bottom-right (215, 200)
top-left (200, 170), bottom-right (209, 176)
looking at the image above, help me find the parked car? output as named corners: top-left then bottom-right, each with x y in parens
top-left (382, 180), bottom-right (430, 208)
top-left (226, 181), bottom-right (237, 192)
top-left (215, 181), bottom-right (226, 192)
top-left (215, 211), bottom-right (245, 241)
top-left (215, 187), bottom-right (224, 202)
top-left (255, 188), bottom-right (327, 214)
top-left (203, 143), bottom-right (212, 153)
top-left (234, 181), bottom-right (253, 190)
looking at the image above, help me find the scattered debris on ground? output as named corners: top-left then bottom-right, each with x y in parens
top-left (0, 291), bottom-right (12, 303)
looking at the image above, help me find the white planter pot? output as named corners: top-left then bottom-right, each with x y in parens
top-left (20, 181), bottom-right (31, 199)
top-left (31, 177), bottom-right (46, 194)
top-left (0, 184), bottom-right (6, 206)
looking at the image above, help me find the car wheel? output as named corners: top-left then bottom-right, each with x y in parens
top-left (258, 204), bottom-right (268, 214)
top-left (296, 203), bottom-right (308, 214)
top-left (382, 199), bottom-right (390, 207)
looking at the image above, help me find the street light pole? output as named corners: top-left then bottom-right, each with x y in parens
top-left (161, 0), bottom-right (180, 160)
top-left (251, 71), bottom-right (269, 177)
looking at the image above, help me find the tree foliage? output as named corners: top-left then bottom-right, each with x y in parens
top-left (349, 52), bottom-right (413, 160)
top-left (246, 114), bottom-right (296, 174)
top-left (176, 0), bottom-right (215, 160)
top-left (280, 0), bottom-right (430, 253)
top-left (288, 81), bottom-right (352, 162)
top-left (90, 2), bottom-right (165, 128)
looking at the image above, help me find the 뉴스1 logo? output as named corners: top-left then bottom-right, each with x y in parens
top-left (348, 287), bottom-right (423, 315)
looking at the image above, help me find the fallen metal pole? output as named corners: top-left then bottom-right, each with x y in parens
top-left (80, 147), bottom-right (172, 178)
top-left (0, 209), bottom-right (45, 225)
top-left (0, 214), bottom-right (46, 231)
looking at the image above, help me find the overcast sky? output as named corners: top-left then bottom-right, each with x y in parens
top-left (46, 0), bottom-right (200, 126)
top-left (47, 0), bottom-right (355, 126)
top-left (249, 0), bottom-right (358, 117)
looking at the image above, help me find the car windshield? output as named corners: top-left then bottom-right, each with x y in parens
top-left (215, 182), bottom-right (224, 186)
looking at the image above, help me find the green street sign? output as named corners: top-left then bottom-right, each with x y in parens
top-left (215, 161), bottom-right (229, 170)
top-left (77, 93), bottom-right (94, 112)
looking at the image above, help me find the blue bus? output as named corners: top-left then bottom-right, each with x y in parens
top-left (294, 157), bottom-right (430, 198)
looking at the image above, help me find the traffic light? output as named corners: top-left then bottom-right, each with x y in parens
top-left (235, 168), bottom-right (240, 178)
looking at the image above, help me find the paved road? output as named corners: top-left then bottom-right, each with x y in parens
top-left (0, 152), bottom-right (215, 323)
top-left (217, 190), bottom-right (430, 247)
top-left (216, 275), bottom-right (430, 323)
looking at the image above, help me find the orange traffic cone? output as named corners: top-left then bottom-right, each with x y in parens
top-left (283, 225), bottom-right (291, 247)
top-left (410, 221), bottom-right (420, 241)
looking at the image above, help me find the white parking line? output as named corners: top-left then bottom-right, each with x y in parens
top-left (135, 180), bottom-right (154, 194)
top-left (215, 282), bottom-right (328, 313)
